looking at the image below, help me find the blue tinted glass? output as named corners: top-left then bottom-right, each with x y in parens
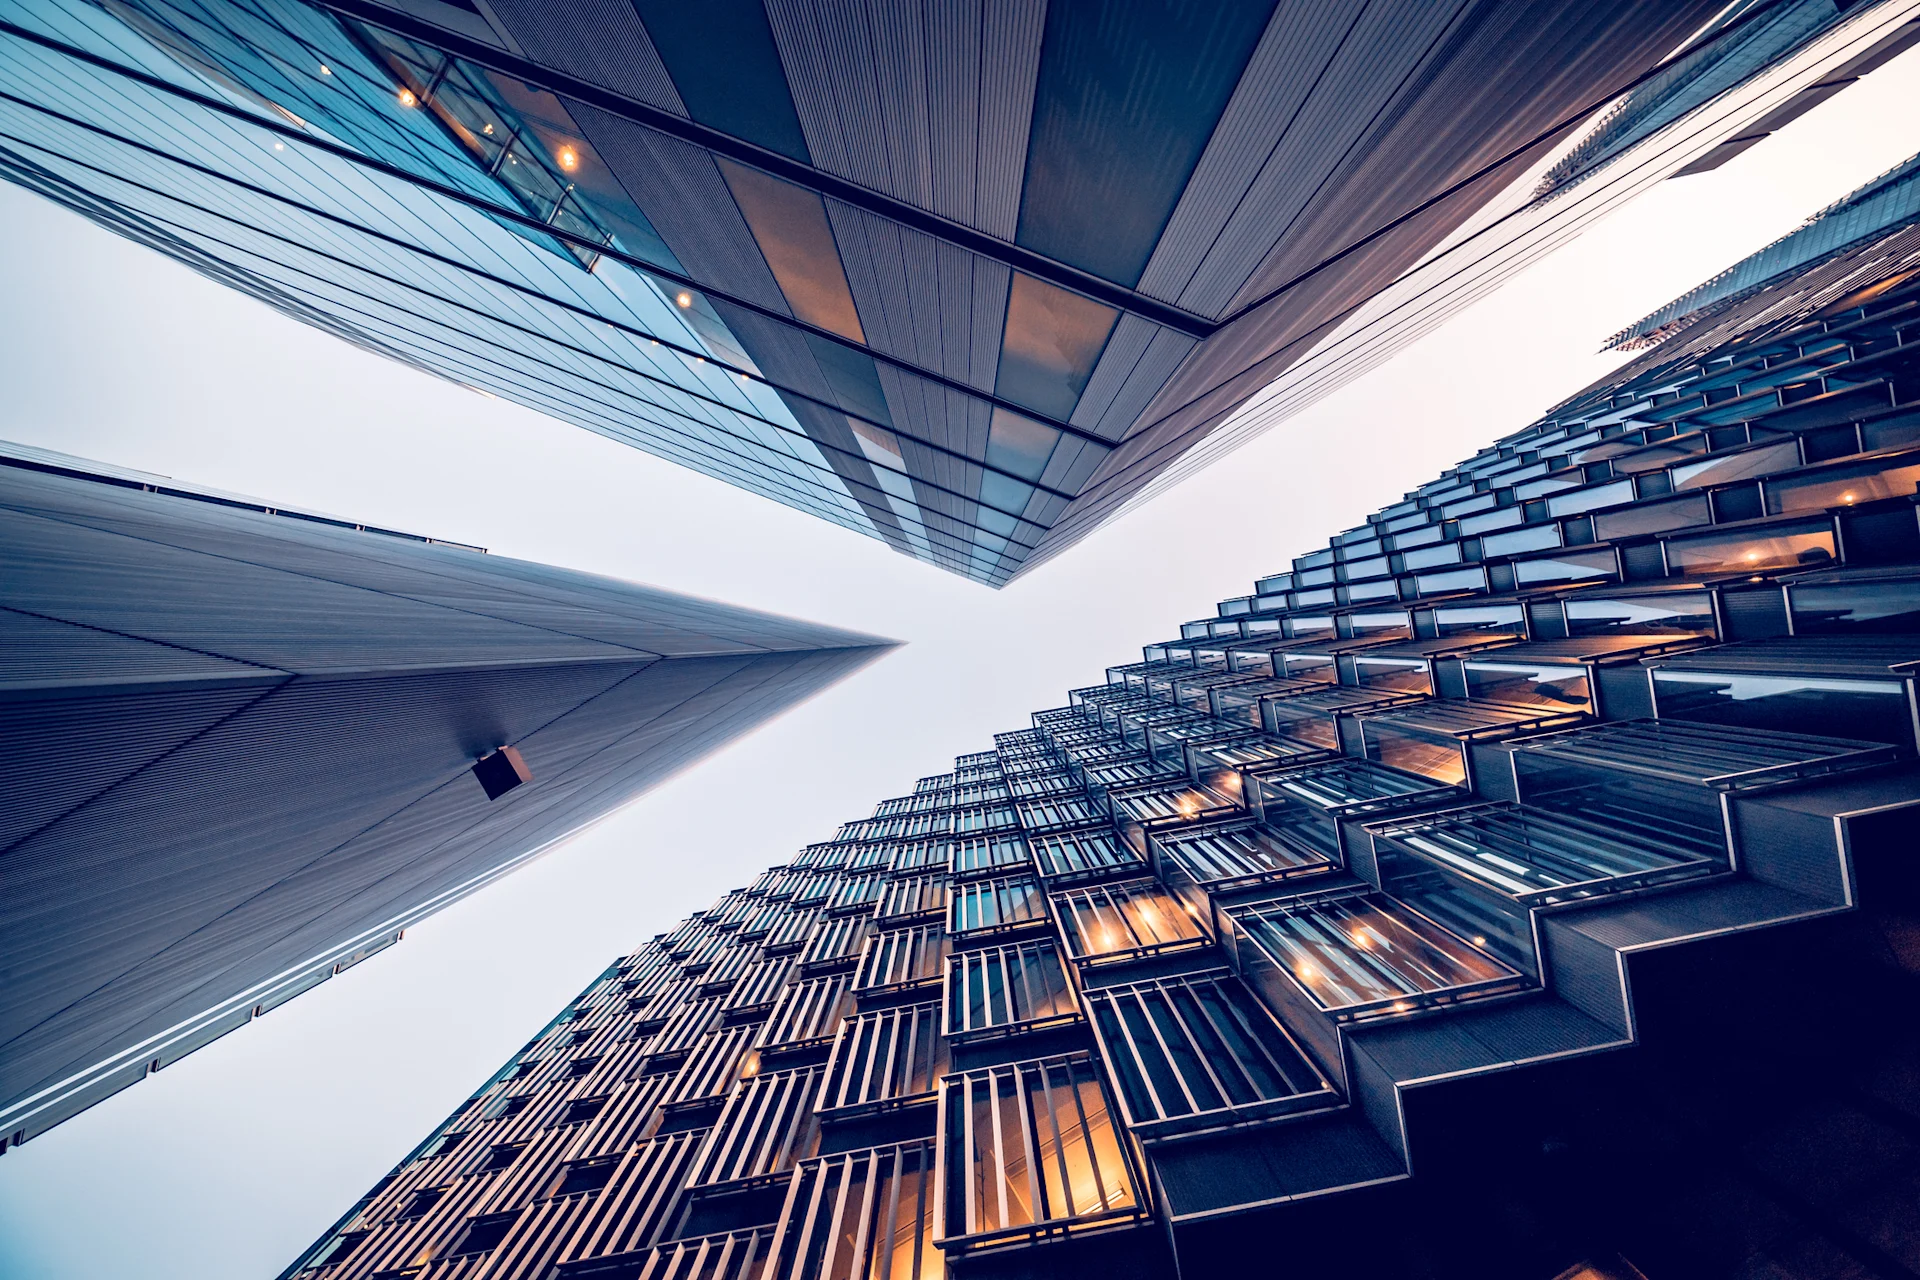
top-left (633, 0), bottom-right (812, 163)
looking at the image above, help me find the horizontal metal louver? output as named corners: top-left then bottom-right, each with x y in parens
top-left (853, 925), bottom-right (949, 994)
top-left (949, 875), bottom-right (1048, 936)
top-left (944, 940), bottom-right (1079, 1041)
top-left (817, 1001), bottom-right (947, 1116)
top-left (1083, 970), bottom-right (1332, 1138)
top-left (938, 1054), bottom-right (1143, 1248)
top-left (1049, 879), bottom-right (1210, 963)
top-left (764, 1142), bottom-right (939, 1280)
top-left (690, 1063), bottom-right (826, 1189)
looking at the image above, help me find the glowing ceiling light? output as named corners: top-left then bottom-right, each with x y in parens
top-left (397, 88), bottom-right (418, 108)
top-left (1842, 492), bottom-right (1857, 504)
top-left (273, 141), bottom-right (284, 151)
top-left (557, 146), bottom-right (579, 171)
top-left (675, 291), bottom-right (693, 308)
top-left (318, 64), bottom-right (331, 75)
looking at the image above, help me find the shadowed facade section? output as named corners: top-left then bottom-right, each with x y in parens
top-left (0, 447), bottom-right (895, 1149)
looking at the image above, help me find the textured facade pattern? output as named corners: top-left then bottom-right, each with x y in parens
top-left (292, 194), bottom-right (1920, 1279)
top-left (0, 446), bottom-right (892, 1151)
top-left (6, 0), bottom-right (1915, 582)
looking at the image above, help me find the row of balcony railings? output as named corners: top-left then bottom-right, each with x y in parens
top-left (294, 286), bottom-right (1920, 1280)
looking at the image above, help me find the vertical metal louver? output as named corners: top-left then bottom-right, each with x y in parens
top-left (755, 974), bottom-right (855, 1053)
top-left (884, 837), bottom-right (947, 872)
top-left (944, 940), bottom-right (1079, 1041)
top-left (1027, 827), bottom-right (1144, 883)
top-left (800, 913), bottom-right (872, 972)
top-left (719, 956), bottom-right (795, 1017)
top-left (601, 1228), bottom-right (776, 1280)
top-left (689, 1063), bottom-right (826, 1189)
top-left (549, 1128), bottom-right (709, 1266)
top-left (938, 1054), bottom-right (1143, 1248)
top-left (1083, 970), bottom-right (1332, 1139)
top-left (660, 1024), bottom-right (761, 1108)
top-left (949, 875), bottom-right (1048, 937)
top-left (949, 833), bottom-right (1031, 876)
top-left (817, 1002), bottom-right (947, 1116)
top-left (764, 1142), bottom-right (940, 1280)
top-left (1049, 880), bottom-right (1210, 964)
top-left (762, 907), bottom-right (821, 955)
top-left (853, 925), bottom-right (950, 994)
top-left (876, 873), bottom-right (949, 923)
top-left (827, 870), bottom-right (890, 913)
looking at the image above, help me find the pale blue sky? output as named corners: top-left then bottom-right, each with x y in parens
top-left (1, 53), bottom-right (1917, 1280)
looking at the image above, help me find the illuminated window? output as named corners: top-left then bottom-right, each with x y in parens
top-left (1050, 879), bottom-right (1208, 964)
top-left (819, 1003), bottom-right (947, 1116)
top-left (766, 1143), bottom-right (939, 1280)
top-left (945, 939), bottom-right (1079, 1041)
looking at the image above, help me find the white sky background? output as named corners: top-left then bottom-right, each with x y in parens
top-left (1, 52), bottom-right (1917, 1279)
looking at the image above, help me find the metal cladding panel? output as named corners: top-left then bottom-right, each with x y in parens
top-left (0, 465), bottom-right (891, 1138)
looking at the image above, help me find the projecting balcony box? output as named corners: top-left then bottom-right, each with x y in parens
top-left (1488, 718), bottom-right (1894, 868)
top-left (1115, 704), bottom-right (1211, 752)
top-left (760, 1142), bottom-right (938, 1278)
top-left (1013, 793), bottom-right (1106, 836)
top-left (1527, 579), bottom-right (1718, 644)
top-left (1240, 756), bottom-right (1463, 874)
top-left (1150, 818), bottom-right (1337, 930)
top-left (1027, 826), bottom-right (1149, 889)
top-left (874, 872), bottom-right (949, 927)
top-left (1050, 878), bottom-right (1212, 970)
top-left (852, 925), bottom-right (950, 1002)
top-left (683, 1062), bottom-right (826, 1206)
top-left (1163, 667), bottom-right (1273, 714)
top-left (944, 937), bottom-right (1082, 1045)
top-left (1207, 673), bottom-right (1323, 728)
top-left (949, 874), bottom-right (1050, 942)
top-left (1348, 633), bottom-right (1525, 697)
top-left (1645, 635), bottom-right (1920, 748)
top-left (1261, 683), bottom-right (1427, 754)
top-left (1219, 887), bottom-right (1526, 1091)
top-left (935, 1053), bottom-right (1149, 1254)
top-left (1084, 969), bottom-right (1337, 1145)
top-left (948, 832), bottom-right (1030, 882)
top-left (1353, 699), bottom-right (1587, 790)
top-left (815, 1003), bottom-right (946, 1123)
top-left (1077, 756), bottom-right (1185, 820)
top-left (1365, 802), bottom-right (1721, 979)
top-left (1782, 564), bottom-right (1920, 635)
top-left (1619, 512), bottom-right (1843, 587)
top-left (1100, 776), bottom-right (1244, 856)
top-left (1760, 442), bottom-right (1920, 561)
top-left (1186, 735), bottom-right (1336, 810)
top-left (1458, 633), bottom-right (1710, 721)
top-left (1264, 631), bottom-right (1412, 686)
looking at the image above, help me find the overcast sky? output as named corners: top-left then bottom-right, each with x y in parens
top-left (1, 50), bottom-right (1917, 1280)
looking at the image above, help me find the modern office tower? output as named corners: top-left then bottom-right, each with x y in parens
top-left (0, 442), bottom-right (893, 1153)
top-left (289, 172), bottom-right (1920, 1280)
top-left (3, 1), bottom-right (1915, 585)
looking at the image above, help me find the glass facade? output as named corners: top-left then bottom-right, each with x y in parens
top-left (3, 0), bottom-right (1906, 583)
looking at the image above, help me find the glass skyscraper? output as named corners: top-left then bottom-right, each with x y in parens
top-left (2, 0), bottom-right (1914, 583)
top-left (282, 154), bottom-right (1920, 1280)
top-left (0, 442), bottom-right (892, 1156)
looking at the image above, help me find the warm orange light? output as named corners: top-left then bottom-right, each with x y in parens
top-left (1744, 551), bottom-right (1760, 562)
top-left (1841, 492), bottom-right (1857, 504)
top-left (482, 123), bottom-right (494, 135)
top-left (557, 146), bottom-right (579, 171)
top-left (397, 88), bottom-right (418, 107)
top-left (1472, 936), bottom-right (1487, 946)
top-left (675, 292), bottom-right (693, 308)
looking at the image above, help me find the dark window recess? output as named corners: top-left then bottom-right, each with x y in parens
top-left (552, 1158), bottom-right (619, 1197)
top-left (1621, 543), bottom-right (1668, 582)
top-left (560, 1096), bottom-right (609, 1125)
top-left (1842, 507), bottom-right (1920, 564)
top-left (567, 1057), bottom-right (601, 1078)
top-left (304, 1231), bottom-right (368, 1270)
top-left (450, 1213), bottom-right (519, 1256)
top-left (472, 746), bottom-right (532, 800)
top-left (1711, 484), bottom-right (1765, 522)
top-left (489, 1094), bottom-right (532, 1119)
top-left (422, 1131), bottom-right (465, 1158)
top-left (1015, 0), bottom-right (1273, 286)
top-left (1803, 423), bottom-right (1861, 462)
top-left (398, 1187), bottom-right (445, 1219)
top-left (481, 1143), bottom-right (526, 1172)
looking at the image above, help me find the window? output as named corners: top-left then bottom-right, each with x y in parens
top-left (567, 1056), bottom-right (601, 1078)
top-left (1662, 521), bottom-right (1836, 576)
top-left (766, 1144), bottom-right (938, 1280)
top-left (1154, 821), bottom-right (1332, 893)
top-left (1050, 879), bottom-right (1208, 964)
top-left (939, 1055), bottom-right (1141, 1246)
top-left (950, 833), bottom-right (1029, 875)
top-left (550, 1157), bottom-right (618, 1198)
top-left (397, 1186), bottom-right (446, 1220)
top-left (689, 1064), bottom-right (825, 1189)
top-left (950, 876), bottom-right (1048, 936)
top-left (448, 1212), bottom-right (519, 1256)
top-left (945, 940), bottom-right (1079, 1041)
top-left (419, 1131), bottom-right (464, 1159)
top-left (993, 276), bottom-right (1118, 419)
top-left (756, 974), bottom-right (854, 1053)
top-left (559, 1095), bottom-right (608, 1125)
top-left (1085, 971), bottom-right (1331, 1137)
top-left (486, 1094), bottom-right (531, 1120)
top-left (854, 925), bottom-right (949, 994)
top-left (480, 1142), bottom-right (525, 1171)
top-left (819, 1003), bottom-right (948, 1115)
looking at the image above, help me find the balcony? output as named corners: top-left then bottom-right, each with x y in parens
top-left (762, 1143), bottom-right (938, 1280)
top-left (1050, 879), bottom-right (1211, 967)
top-left (944, 939), bottom-right (1081, 1043)
top-left (817, 1004), bottom-right (946, 1119)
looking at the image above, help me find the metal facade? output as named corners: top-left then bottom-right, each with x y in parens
top-left (0, 444), bottom-right (892, 1151)
top-left (6, 0), bottom-right (1917, 583)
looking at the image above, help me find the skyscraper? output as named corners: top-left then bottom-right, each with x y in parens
top-left (0, 441), bottom-right (894, 1153)
top-left (3, 0), bottom-right (1914, 583)
top-left (288, 158), bottom-right (1920, 1280)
